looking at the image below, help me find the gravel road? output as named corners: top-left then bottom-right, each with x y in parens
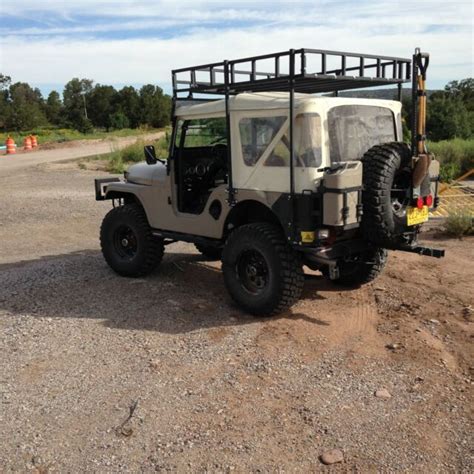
top-left (1, 132), bottom-right (164, 178)
top-left (0, 150), bottom-right (472, 472)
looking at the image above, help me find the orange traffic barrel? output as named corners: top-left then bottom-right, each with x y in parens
top-left (6, 136), bottom-right (16, 154)
top-left (24, 136), bottom-right (32, 151)
top-left (31, 135), bottom-right (38, 148)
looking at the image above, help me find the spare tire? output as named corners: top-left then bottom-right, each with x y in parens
top-left (361, 142), bottom-right (413, 246)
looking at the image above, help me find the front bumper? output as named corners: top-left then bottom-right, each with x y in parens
top-left (94, 178), bottom-right (121, 200)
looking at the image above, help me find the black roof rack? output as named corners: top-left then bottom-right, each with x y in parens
top-left (172, 48), bottom-right (411, 98)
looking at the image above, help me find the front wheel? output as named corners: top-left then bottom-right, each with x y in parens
top-left (100, 203), bottom-right (164, 277)
top-left (222, 223), bottom-right (304, 316)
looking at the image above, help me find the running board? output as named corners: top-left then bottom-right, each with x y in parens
top-left (396, 245), bottom-right (445, 258)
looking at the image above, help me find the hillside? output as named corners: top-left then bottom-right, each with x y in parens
top-left (329, 88), bottom-right (439, 100)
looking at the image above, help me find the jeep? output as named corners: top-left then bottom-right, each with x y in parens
top-left (95, 48), bottom-right (444, 316)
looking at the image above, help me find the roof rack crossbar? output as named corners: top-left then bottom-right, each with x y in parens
top-left (172, 48), bottom-right (411, 98)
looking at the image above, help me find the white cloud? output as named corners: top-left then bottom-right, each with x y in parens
top-left (1, 0), bottom-right (472, 91)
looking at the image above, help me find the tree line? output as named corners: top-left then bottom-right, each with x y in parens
top-left (402, 78), bottom-right (473, 141)
top-left (0, 73), bottom-right (472, 141)
top-left (0, 74), bottom-right (171, 133)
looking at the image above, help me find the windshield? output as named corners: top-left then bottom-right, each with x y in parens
top-left (328, 105), bottom-right (396, 162)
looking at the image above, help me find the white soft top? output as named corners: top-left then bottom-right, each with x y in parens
top-left (175, 92), bottom-right (402, 118)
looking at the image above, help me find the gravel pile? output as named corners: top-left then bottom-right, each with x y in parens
top-left (0, 164), bottom-right (472, 471)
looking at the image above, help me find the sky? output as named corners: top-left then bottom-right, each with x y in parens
top-left (1, 0), bottom-right (473, 97)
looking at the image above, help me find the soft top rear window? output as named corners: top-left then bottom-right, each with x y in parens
top-left (328, 105), bottom-right (396, 162)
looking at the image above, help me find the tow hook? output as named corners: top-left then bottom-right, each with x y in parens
top-left (398, 245), bottom-right (445, 258)
top-left (328, 264), bottom-right (340, 280)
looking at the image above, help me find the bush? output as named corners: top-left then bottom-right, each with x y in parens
top-left (120, 140), bottom-right (145, 163)
top-left (106, 134), bottom-right (169, 173)
top-left (107, 151), bottom-right (126, 174)
top-left (443, 211), bottom-right (474, 237)
top-left (109, 112), bottom-right (130, 130)
top-left (439, 161), bottom-right (461, 183)
top-left (429, 138), bottom-right (474, 182)
top-left (156, 131), bottom-right (170, 159)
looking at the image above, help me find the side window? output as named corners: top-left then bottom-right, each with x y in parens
top-left (264, 113), bottom-right (322, 168)
top-left (176, 118), bottom-right (227, 148)
top-left (239, 116), bottom-right (286, 166)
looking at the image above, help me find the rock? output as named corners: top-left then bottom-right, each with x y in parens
top-left (429, 319), bottom-right (440, 325)
top-left (462, 306), bottom-right (472, 319)
top-left (320, 449), bottom-right (344, 465)
top-left (386, 342), bottom-right (403, 351)
top-left (375, 388), bottom-right (392, 399)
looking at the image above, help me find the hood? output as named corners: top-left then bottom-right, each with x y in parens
top-left (125, 161), bottom-right (166, 186)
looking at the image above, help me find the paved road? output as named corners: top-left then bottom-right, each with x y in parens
top-left (0, 132), bottom-right (164, 177)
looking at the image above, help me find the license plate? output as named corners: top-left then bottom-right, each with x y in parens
top-left (407, 206), bottom-right (429, 226)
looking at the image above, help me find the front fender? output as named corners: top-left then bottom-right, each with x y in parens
top-left (95, 178), bottom-right (150, 202)
top-left (104, 181), bottom-right (149, 201)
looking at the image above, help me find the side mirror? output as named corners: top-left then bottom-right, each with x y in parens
top-left (144, 145), bottom-right (157, 165)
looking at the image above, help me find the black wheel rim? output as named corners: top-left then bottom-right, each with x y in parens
top-left (391, 168), bottom-right (412, 221)
top-left (236, 249), bottom-right (269, 295)
top-left (113, 225), bottom-right (138, 260)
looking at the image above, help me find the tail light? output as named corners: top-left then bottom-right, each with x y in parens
top-left (424, 195), bottom-right (433, 207)
top-left (416, 197), bottom-right (424, 209)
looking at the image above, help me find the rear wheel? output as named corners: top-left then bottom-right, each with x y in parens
top-left (222, 223), bottom-right (304, 316)
top-left (362, 142), bottom-right (413, 246)
top-left (195, 243), bottom-right (222, 261)
top-left (325, 247), bottom-right (387, 286)
top-left (100, 203), bottom-right (164, 277)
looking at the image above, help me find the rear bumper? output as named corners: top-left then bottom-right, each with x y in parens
top-left (298, 238), bottom-right (445, 264)
top-left (395, 245), bottom-right (445, 258)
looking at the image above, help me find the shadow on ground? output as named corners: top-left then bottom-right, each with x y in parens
top-left (0, 249), bottom-right (350, 333)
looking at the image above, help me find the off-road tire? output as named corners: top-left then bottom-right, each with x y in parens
top-left (100, 203), bottom-right (164, 277)
top-left (328, 247), bottom-right (387, 286)
top-left (195, 243), bottom-right (222, 261)
top-left (222, 223), bottom-right (304, 316)
top-left (361, 142), bottom-right (412, 246)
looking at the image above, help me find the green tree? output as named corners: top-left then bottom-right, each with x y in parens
top-left (88, 84), bottom-right (118, 131)
top-left (427, 95), bottom-right (472, 140)
top-left (427, 78), bottom-right (474, 141)
top-left (139, 85), bottom-right (171, 128)
top-left (444, 78), bottom-right (474, 111)
top-left (6, 82), bottom-right (47, 130)
top-left (63, 78), bottom-right (93, 132)
top-left (0, 74), bottom-right (11, 130)
top-left (109, 111), bottom-right (130, 130)
top-left (44, 90), bottom-right (63, 126)
top-left (118, 86), bottom-right (141, 128)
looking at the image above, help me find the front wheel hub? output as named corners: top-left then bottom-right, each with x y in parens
top-left (113, 225), bottom-right (138, 259)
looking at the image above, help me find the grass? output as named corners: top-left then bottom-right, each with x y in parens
top-left (13, 124), bottom-right (467, 184)
top-left (0, 126), bottom-right (159, 147)
top-left (443, 210), bottom-right (474, 237)
top-left (105, 132), bottom-right (170, 173)
top-left (428, 138), bottom-right (474, 182)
